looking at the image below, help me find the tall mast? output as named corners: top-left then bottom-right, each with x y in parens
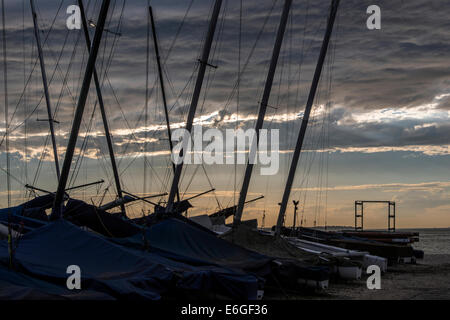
top-left (149, 6), bottom-right (180, 203)
top-left (51, 0), bottom-right (110, 219)
top-left (1, 0), bottom-right (10, 207)
top-left (143, 0), bottom-right (150, 209)
top-left (166, 0), bottom-right (223, 212)
top-left (275, 0), bottom-right (340, 237)
top-left (233, 0), bottom-right (292, 226)
top-left (29, 0), bottom-right (60, 181)
top-left (77, 0), bottom-right (126, 217)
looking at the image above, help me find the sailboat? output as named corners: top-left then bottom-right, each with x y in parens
top-left (0, 0), bottom-right (339, 299)
top-left (0, 0), bottom-right (423, 300)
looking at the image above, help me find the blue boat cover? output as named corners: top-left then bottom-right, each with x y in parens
top-left (0, 220), bottom-right (260, 299)
top-left (65, 199), bottom-right (141, 237)
top-left (0, 205), bottom-right (48, 232)
top-left (112, 218), bottom-right (273, 276)
top-left (0, 264), bottom-right (114, 300)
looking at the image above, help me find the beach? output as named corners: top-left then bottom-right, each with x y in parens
top-left (303, 254), bottom-right (450, 300)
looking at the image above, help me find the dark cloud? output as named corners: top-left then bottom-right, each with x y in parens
top-left (1, 0), bottom-right (450, 214)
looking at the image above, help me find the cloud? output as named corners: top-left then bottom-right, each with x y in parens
top-left (0, 0), bottom-right (449, 226)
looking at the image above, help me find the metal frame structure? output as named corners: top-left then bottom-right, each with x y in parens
top-left (354, 200), bottom-right (396, 232)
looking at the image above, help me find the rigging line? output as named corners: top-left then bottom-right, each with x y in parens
top-left (163, 0), bottom-right (194, 64)
top-left (101, 2), bottom-right (190, 192)
top-left (22, 0), bottom-right (28, 199)
top-left (217, 0), bottom-right (278, 114)
top-left (285, 10), bottom-right (293, 169)
top-left (98, 0), bottom-right (117, 77)
top-left (0, 166), bottom-right (25, 187)
top-left (307, 93), bottom-right (326, 226)
top-left (291, 108), bottom-right (322, 206)
top-left (235, 0), bottom-right (242, 207)
top-left (294, 91), bottom-right (327, 189)
top-left (312, 77), bottom-right (325, 225)
top-left (167, 65), bottom-right (198, 114)
top-left (201, 163), bottom-right (222, 210)
top-left (132, 0), bottom-right (195, 188)
top-left (68, 110), bottom-right (99, 193)
top-left (324, 15), bottom-right (338, 227)
top-left (20, 2), bottom-right (66, 103)
top-left (41, 31), bottom-right (80, 107)
top-left (1, 0), bottom-right (10, 207)
top-left (30, 20), bottom-right (88, 189)
top-left (187, 0), bottom-right (227, 205)
top-left (31, 135), bottom-right (50, 189)
top-left (105, 75), bottom-right (165, 186)
top-left (0, 0), bottom-right (66, 149)
top-left (74, 1), bottom-right (125, 191)
top-left (52, 28), bottom-right (83, 117)
top-left (181, 165), bottom-right (200, 200)
top-left (30, 25), bottom-right (73, 121)
top-left (100, 82), bottom-right (160, 194)
top-left (139, 4), bottom-right (197, 120)
top-left (35, 4), bottom-right (84, 109)
top-left (97, 0), bottom-right (124, 85)
top-left (68, 101), bottom-right (98, 189)
top-left (198, 0), bottom-right (227, 115)
top-left (19, 28), bottom-right (73, 148)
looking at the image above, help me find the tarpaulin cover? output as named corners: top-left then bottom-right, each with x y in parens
top-left (0, 194), bottom-right (54, 228)
top-left (64, 199), bottom-right (141, 238)
top-left (23, 194), bottom-right (55, 210)
top-left (0, 205), bottom-right (47, 232)
top-left (0, 264), bottom-right (114, 300)
top-left (112, 218), bottom-right (273, 276)
top-left (0, 220), bottom-right (260, 299)
top-left (0, 220), bottom-right (172, 300)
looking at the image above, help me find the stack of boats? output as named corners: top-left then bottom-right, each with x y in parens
top-left (0, 194), bottom-right (425, 300)
top-left (0, 196), bottom-right (340, 299)
top-left (277, 226), bottom-right (423, 265)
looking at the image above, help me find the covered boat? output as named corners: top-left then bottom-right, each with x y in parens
top-left (0, 220), bottom-right (262, 300)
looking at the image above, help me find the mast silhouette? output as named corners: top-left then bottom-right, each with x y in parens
top-left (1, 0), bottom-right (9, 207)
top-left (233, 0), bottom-right (292, 226)
top-left (275, 0), bottom-right (340, 237)
top-left (166, 0), bottom-right (223, 213)
top-left (77, 0), bottom-right (126, 217)
top-left (51, 0), bottom-right (110, 219)
top-left (30, 0), bottom-right (60, 181)
top-left (149, 6), bottom-right (180, 203)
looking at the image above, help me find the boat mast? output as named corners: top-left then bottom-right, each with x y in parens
top-left (165, 0), bottom-right (223, 213)
top-left (51, 0), bottom-right (110, 219)
top-left (1, 0), bottom-right (10, 207)
top-left (149, 6), bottom-right (180, 203)
top-left (233, 0), bottom-right (292, 226)
top-left (275, 0), bottom-right (340, 237)
top-left (29, 0), bottom-right (60, 181)
top-left (77, 0), bottom-right (126, 217)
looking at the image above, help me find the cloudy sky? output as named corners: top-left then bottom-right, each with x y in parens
top-left (0, 0), bottom-right (449, 228)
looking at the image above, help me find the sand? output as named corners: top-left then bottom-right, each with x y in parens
top-left (292, 254), bottom-right (450, 300)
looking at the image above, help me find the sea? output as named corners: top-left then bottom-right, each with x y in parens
top-left (402, 228), bottom-right (450, 255)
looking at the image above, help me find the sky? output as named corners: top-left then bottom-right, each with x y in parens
top-left (0, 0), bottom-right (449, 229)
